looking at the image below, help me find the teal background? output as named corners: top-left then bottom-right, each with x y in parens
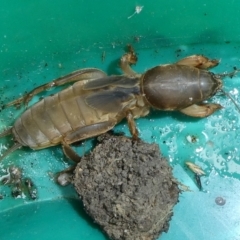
top-left (1, 1), bottom-right (240, 240)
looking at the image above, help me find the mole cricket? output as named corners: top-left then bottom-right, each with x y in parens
top-left (0, 45), bottom-right (239, 168)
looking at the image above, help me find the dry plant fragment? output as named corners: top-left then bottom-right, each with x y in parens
top-left (128, 6), bottom-right (144, 19)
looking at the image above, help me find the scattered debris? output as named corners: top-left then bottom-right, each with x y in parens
top-left (0, 166), bottom-right (37, 200)
top-left (24, 178), bottom-right (37, 200)
top-left (56, 165), bottom-right (75, 186)
top-left (57, 171), bottom-right (73, 186)
top-left (133, 36), bottom-right (142, 42)
top-left (186, 135), bottom-right (198, 143)
top-left (101, 51), bottom-right (106, 63)
top-left (185, 162), bottom-right (205, 176)
top-left (185, 161), bottom-right (205, 190)
top-left (1, 166), bottom-right (22, 185)
top-left (128, 6), bottom-right (144, 19)
top-left (74, 133), bottom-right (180, 240)
top-left (194, 174), bottom-right (202, 190)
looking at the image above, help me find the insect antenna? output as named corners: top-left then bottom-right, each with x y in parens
top-left (214, 67), bottom-right (240, 113)
top-left (215, 67), bottom-right (240, 79)
top-left (220, 89), bottom-right (240, 114)
top-left (0, 142), bottom-right (22, 162)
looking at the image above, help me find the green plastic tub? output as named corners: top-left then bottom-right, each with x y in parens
top-left (1, 1), bottom-right (240, 239)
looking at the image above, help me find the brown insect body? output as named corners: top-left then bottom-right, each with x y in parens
top-left (13, 76), bottom-right (147, 150)
top-left (141, 64), bottom-right (222, 110)
top-left (0, 50), bottom-right (231, 162)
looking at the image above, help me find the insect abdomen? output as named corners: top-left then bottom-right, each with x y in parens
top-left (12, 84), bottom-right (103, 149)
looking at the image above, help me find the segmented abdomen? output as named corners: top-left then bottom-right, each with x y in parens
top-left (12, 83), bottom-right (105, 149)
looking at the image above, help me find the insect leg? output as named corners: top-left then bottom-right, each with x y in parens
top-left (64, 121), bottom-right (117, 144)
top-left (62, 121), bottom-right (118, 162)
top-left (126, 111), bottom-right (139, 140)
top-left (5, 68), bottom-right (107, 108)
top-left (180, 103), bottom-right (222, 117)
top-left (61, 141), bottom-right (82, 163)
top-left (0, 142), bottom-right (22, 162)
top-left (176, 55), bottom-right (219, 69)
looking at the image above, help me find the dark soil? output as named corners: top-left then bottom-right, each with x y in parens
top-left (73, 134), bottom-right (180, 240)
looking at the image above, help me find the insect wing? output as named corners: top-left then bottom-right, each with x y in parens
top-left (85, 87), bottom-right (138, 113)
top-left (83, 76), bottom-right (139, 90)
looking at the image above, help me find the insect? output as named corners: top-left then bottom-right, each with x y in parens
top-left (0, 46), bottom-right (239, 163)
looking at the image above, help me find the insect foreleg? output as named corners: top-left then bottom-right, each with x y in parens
top-left (180, 103), bottom-right (222, 117)
top-left (175, 55), bottom-right (219, 69)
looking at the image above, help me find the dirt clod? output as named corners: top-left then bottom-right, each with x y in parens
top-left (73, 134), bottom-right (180, 240)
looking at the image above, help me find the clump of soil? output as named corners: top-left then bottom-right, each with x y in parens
top-left (73, 134), bottom-right (180, 240)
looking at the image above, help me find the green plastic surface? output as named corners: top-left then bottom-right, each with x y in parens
top-left (1, 1), bottom-right (240, 240)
